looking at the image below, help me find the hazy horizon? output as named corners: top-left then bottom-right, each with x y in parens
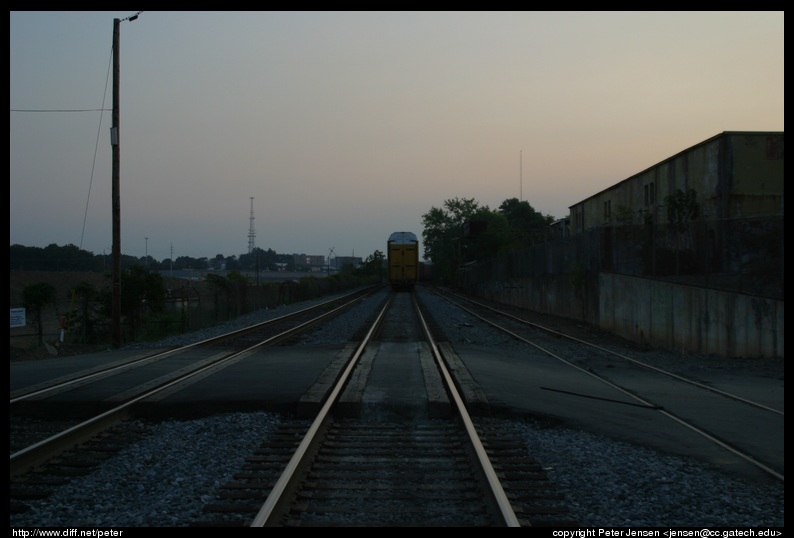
top-left (11, 11), bottom-right (784, 261)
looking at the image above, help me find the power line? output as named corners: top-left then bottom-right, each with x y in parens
top-left (79, 41), bottom-right (114, 254)
top-left (10, 108), bottom-right (111, 112)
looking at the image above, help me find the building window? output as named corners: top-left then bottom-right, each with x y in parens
top-left (644, 182), bottom-right (655, 207)
top-left (603, 200), bottom-right (611, 220)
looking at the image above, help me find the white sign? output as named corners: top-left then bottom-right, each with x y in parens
top-left (10, 308), bottom-right (27, 328)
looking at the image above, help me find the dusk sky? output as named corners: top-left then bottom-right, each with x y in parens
top-left (10, 11), bottom-right (784, 263)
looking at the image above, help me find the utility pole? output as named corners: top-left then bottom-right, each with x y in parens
top-left (111, 12), bottom-right (141, 348)
top-left (111, 17), bottom-right (122, 348)
top-left (248, 197), bottom-right (256, 253)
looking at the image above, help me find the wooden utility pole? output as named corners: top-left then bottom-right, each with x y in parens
top-left (110, 12), bottom-right (141, 347)
top-left (111, 17), bottom-right (121, 348)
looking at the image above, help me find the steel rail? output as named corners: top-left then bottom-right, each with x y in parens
top-left (413, 293), bottom-right (521, 527)
top-left (249, 293), bottom-right (393, 526)
top-left (436, 290), bottom-right (784, 483)
top-left (439, 290), bottom-right (783, 416)
top-left (11, 286), bottom-right (376, 404)
top-left (11, 290), bottom-right (375, 477)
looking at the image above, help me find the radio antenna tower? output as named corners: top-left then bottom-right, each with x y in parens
top-left (248, 197), bottom-right (256, 253)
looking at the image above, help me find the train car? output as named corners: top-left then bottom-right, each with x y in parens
top-left (387, 231), bottom-right (419, 291)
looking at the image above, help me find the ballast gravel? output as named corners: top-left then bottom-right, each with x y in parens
top-left (10, 287), bottom-right (784, 528)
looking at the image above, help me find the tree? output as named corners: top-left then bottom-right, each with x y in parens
top-left (227, 270), bottom-right (250, 315)
top-left (665, 188), bottom-right (700, 275)
top-left (422, 197), bottom-right (559, 285)
top-left (205, 273), bottom-right (233, 321)
top-left (239, 247), bottom-right (278, 272)
top-left (224, 255), bottom-right (240, 271)
top-left (498, 198), bottom-right (555, 246)
top-left (100, 266), bottom-right (166, 342)
top-left (11, 243), bottom-right (101, 271)
top-left (70, 281), bottom-right (101, 344)
top-left (421, 197), bottom-right (496, 285)
top-left (355, 250), bottom-right (386, 279)
top-left (464, 210), bottom-right (512, 262)
top-left (173, 255), bottom-right (206, 270)
top-left (666, 189), bottom-right (699, 234)
top-left (22, 282), bottom-right (57, 345)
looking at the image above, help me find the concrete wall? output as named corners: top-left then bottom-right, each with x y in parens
top-left (469, 273), bottom-right (783, 359)
top-left (599, 273), bottom-right (783, 358)
top-left (469, 272), bottom-right (600, 332)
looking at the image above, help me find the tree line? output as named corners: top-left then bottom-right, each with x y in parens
top-left (11, 195), bottom-right (555, 278)
top-left (12, 196), bottom-right (556, 349)
top-left (11, 244), bottom-right (327, 273)
top-left (16, 254), bottom-right (388, 349)
top-left (421, 197), bottom-right (557, 285)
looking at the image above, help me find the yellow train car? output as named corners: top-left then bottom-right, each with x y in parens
top-left (387, 231), bottom-right (419, 291)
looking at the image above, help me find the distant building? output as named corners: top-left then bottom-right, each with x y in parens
top-left (333, 256), bottom-right (362, 270)
top-left (567, 131), bottom-right (783, 275)
top-left (569, 131), bottom-right (783, 233)
top-left (549, 217), bottom-right (570, 238)
top-left (292, 254), bottom-right (326, 271)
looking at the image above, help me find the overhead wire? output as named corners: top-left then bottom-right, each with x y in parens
top-left (61, 42), bottom-right (115, 336)
top-left (11, 11), bottom-right (144, 343)
top-left (9, 42), bottom-right (116, 337)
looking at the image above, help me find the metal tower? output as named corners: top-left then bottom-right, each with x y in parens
top-left (248, 197), bottom-right (256, 253)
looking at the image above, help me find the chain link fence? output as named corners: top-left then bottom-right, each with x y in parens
top-left (463, 215), bottom-right (783, 301)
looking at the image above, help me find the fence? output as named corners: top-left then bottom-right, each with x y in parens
top-left (464, 215), bottom-right (783, 301)
top-left (11, 273), bottom-right (374, 351)
top-left (459, 215), bottom-right (783, 358)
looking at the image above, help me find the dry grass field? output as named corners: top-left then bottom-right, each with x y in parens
top-left (10, 271), bottom-right (112, 360)
top-left (10, 270), bottom-right (193, 360)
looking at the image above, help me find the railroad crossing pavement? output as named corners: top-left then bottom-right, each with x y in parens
top-left (450, 344), bottom-right (784, 483)
top-left (10, 343), bottom-right (783, 483)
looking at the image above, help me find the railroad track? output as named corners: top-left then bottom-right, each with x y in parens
top-left (11, 286), bottom-right (376, 409)
top-left (11, 288), bottom-right (577, 526)
top-left (192, 291), bottom-right (575, 527)
top-left (9, 285), bottom-right (782, 527)
top-left (9, 287), bottom-right (380, 508)
top-left (10, 420), bottom-right (152, 516)
top-left (199, 419), bottom-right (500, 527)
top-left (434, 288), bottom-right (784, 483)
